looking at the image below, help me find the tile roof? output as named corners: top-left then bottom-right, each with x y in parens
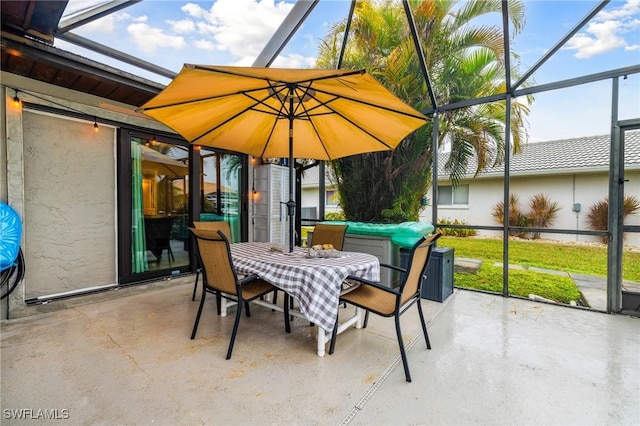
top-left (301, 131), bottom-right (640, 185)
top-left (438, 130), bottom-right (640, 179)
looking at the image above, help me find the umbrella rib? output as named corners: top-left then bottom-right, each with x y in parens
top-left (295, 90), bottom-right (413, 153)
top-left (256, 82), bottom-right (294, 159)
top-left (190, 86), bottom-right (288, 144)
top-left (259, 117), bottom-right (281, 160)
top-left (310, 86), bottom-right (427, 121)
top-left (138, 84), bottom-right (285, 112)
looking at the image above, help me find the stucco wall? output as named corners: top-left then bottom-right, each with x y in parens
top-left (22, 111), bottom-right (117, 298)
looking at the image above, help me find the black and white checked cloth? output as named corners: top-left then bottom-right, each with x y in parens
top-left (230, 242), bottom-right (380, 332)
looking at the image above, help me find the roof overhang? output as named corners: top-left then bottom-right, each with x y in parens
top-left (1, 0), bottom-right (163, 106)
top-left (1, 31), bottom-right (163, 106)
top-left (1, 0), bottom-right (67, 43)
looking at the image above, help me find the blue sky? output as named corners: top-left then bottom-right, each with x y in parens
top-left (57, 0), bottom-right (640, 142)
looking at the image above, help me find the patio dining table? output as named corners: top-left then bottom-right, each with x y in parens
top-left (229, 242), bottom-right (380, 356)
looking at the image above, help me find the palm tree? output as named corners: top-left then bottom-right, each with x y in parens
top-left (316, 0), bottom-right (530, 222)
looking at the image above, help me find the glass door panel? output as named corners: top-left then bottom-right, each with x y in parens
top-left (197, 147), bottom-right (242, 242)
top-left (131, 136), bottom-right (190, 274)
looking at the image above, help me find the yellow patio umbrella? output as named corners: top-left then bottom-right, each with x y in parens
top-left (138, 65), bottom-right (428, 251)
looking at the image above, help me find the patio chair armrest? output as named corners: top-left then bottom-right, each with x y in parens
top-left (380, 263), bottom-right (406, 273)
top-left (345, 275), bottom-right (401, 296)
top-left (238, 274), bottom-right (260, 285)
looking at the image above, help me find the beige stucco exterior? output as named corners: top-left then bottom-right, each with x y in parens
top-left (1, 73), bottom-right (170, 318)
top-left (22, 111), bottom-right (117, 298)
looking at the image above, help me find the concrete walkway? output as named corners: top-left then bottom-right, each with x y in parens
top-left (1, 280), bottom-right (639, 425)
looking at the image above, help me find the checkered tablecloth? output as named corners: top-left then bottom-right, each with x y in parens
top-left (230, 242), bottom-right (380, 332)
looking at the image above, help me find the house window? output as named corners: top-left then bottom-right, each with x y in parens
top-left (301, 207), bottom-right (317, 220)
top-left (325, 190), bottom-right (338, 206)
top-left (438, 185), bottom-right (469, 206)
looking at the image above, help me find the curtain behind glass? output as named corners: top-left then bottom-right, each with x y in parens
top-left (131, 142), bottom-right (149, 273)
top-left (223, 158), bottom-right (241, 242)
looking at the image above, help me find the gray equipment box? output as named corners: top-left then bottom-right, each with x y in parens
top-left (421, 247), bottom-right (454, 302)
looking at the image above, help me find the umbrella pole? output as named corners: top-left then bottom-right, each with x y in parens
top-left (287, 107), bottom-right (295, 252)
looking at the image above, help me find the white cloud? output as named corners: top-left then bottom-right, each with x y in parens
top-left (168, 19), bottom-right (196, 34)
top-left (564, 0), bottom-right (640, 58)
top-left (75, 14), bottom-right (115, 34)
top-left (67, 10), bottom-right (144, 36)
top-left (193, 39), bottom-right (217, 51)
top-left (127, 23), bottom-right (187, 54)
top-left (190, 0), bottom-right (294, 59)
top-left (65, 0), bottom-right (307, 67)
top-left (565, 20), bottom-right (628, 58)
top-left (271, 53), bottom-right (317, 68)
top-left (597, 0), bottom-right (640, 20)
top-left (182, 3), bottom-right (207, 19)
top-left (196, 22), bottom-right (218, 36)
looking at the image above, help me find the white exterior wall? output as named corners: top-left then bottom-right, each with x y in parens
top-left (420, 170), bottom-right (640, 247)
top-left (300, 185), bottom-right (341, 217)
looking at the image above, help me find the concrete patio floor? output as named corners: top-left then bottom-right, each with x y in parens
top-left (1, 277), bottom-right (639, 425)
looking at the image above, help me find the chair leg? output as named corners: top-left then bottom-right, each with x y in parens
top-left (289, 295), bottom-right (295, 321)
top-left (216, 292), bottom-right (222, 315)
top-left (284, 293), bottom-right (291, 333)
top-left (245, 301), bottom-right (251, 317)
top-left (416, 299), bottom-right (431, 349)
top-left (191, 269), bottom-right (200, 301)
top-left (363, 310), bottom-right (370, 328)
top-left (394, 314), bottom-right (412, 382)
top-left (190, 289), bottom-right (207, 339)
top-left (226, 299), bottom-right (243, 360)
top-left (328, 314), bottom-right (339, 355)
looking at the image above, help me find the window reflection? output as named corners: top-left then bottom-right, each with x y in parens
top-left (198, 148), bottom-right (242, 242)
top-left (131, 137), bottom-right (189, 273)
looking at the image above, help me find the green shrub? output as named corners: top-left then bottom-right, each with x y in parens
top-left (436, 218), bottom-right (477, 237)
top-left (325, 211), bottom-right (346, 221)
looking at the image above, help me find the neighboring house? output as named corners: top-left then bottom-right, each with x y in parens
top-left (300, 165), bottom-right (341, 221)
top-left (301, 132), bottom-right (640, 248)
top-left (419, 132), bottom-right (640, 247)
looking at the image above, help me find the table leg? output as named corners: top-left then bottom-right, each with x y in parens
top-left (316, 307), bottom-right (363, 357)
top-left (317, 328), bottom-right (328, 357)
top-left (219, 294), bottom-right (239, 317)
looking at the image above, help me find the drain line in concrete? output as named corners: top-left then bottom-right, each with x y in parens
top-left (338, 293), bottom-right (457, 425)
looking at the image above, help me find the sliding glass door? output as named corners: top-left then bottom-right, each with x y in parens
top-left (119, 131), bottom-right (191, 283)
top-left (118, 130), bottom-right (248, 284)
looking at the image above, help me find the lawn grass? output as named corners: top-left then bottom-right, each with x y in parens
top-left (440, 236), bottom-right (640, 281)
top-left (454, 264), bottom-right (582, 304)
top-left (439, 236), bottom-right (640, 304)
